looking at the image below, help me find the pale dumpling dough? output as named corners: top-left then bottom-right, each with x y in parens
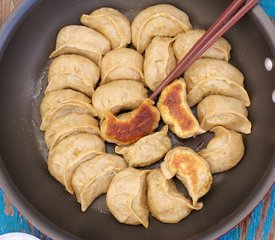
top-left (48, 133), bottom-right (105, 194)
top-left (100, 98), bottom-right (160, 145)
top-left (144, 37), bottom-right (176, 91)
top-left (50, 25), bottom-right (111, 65)
top-left (184, 59), bottom-right (250, 107)
top-left (157, 79), bottom-right (205, 139)
top-left (81, 8), bottom-right (131, 49)
top-left (199, 126), bottom-right (245, 173)
top-left (45, 55), bottom-right (100, 97)
top-left (106, 168), bottom-right (149, 228)
top-left (173, 30), bottom-right (231, 62)
top-left (115, 125), bottom-right (172, 167)
top-left (100, 48), bottom-right (144, 85)
top-left (92, 80), bottom-right (147, 118)
top-left (72, 153), bottom-right (127, 211)
top-left (40, 99), bottom-right (97, 131)
top-left (197, 95), bottom-right (252, 134)
top-left (40, 89), bottom-right (91, 119)
top-left (45, 113), bottom-right (100, 150)
top-left (131, 4), bottom-right (192, 53)
top-left (161, 147), bottom-right (212, 205)
top-left (147, 169), bottom-right (203, 223)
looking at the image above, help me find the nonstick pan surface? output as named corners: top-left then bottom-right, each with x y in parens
top-left (0, 0), bottom-right (275, 240)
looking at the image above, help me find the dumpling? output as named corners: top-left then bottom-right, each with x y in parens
top-left (40, 89), bottom-right (91, 119)
top-left (72, 153), bottom-right (127, 212)
top-left (45, 113), bottom-right (100, 150)
top-left (197, 95), bottom-right (252, 134)
top-left (80, 8), bottom-right (131, 49)
top-left (48, 133), bottom-right (105, 194)
top-left (106, 168), bottom-right (149, 228)
top-left (161, 147), bottom-right (212, 205)
top-left (100, 98), bottom-right (160, 145)
top-left (199, 126), bottom-right (245, 173)
top-left (157, 79), bottom-right (205, 139)
top-left (92, 80), bottom-right (147, 118)
top-left (147, 169), bottom-right (203, 223)
top-left (144, 37), bottom-right (176, 91)
top-left (49, 25), bottom-right (111, 65)
top-left (131, 4), bottom-right (192, 53)
top-left (100, 48), bottom-right (144, 85)
top-left (184, 59), bottom-right (250, 107)
top-left (40, 100), bottom-right (97, 131)
top-left (173, 30), bottom-right (231, 62)
top-left (115, 125), bottom-right (172, 167)
top-left (45, 55), bottom-right (100, 97)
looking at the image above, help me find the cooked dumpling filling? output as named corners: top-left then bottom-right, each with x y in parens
top-left (106, 168), bottom-right (149, 228)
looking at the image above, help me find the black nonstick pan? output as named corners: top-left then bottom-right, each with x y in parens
top-left (0, 0), bottom-right (274, 239)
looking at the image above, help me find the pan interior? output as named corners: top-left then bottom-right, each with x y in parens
top-left (0, 0), bottom-right (274, 240)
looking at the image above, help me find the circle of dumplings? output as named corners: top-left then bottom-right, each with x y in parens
top-left (40, 4), bottom-right (251, 228)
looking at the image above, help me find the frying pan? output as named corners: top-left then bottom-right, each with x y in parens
top-left (0, 0), bottom-right (274, 239)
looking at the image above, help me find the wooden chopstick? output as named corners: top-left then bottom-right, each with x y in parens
top-left (150, 0), bottom-right (259, 100)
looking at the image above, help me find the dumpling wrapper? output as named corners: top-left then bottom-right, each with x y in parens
top-left (157, 79), bottom-right (205, 139)
top-left (161, 147), bottom-right (213, 205)
top-left (147, 169), bottom-right (203, 223)
top-left (199, 126), bottom-right (245, 173)
top-left (115, 125), bottom-right (172, 167)
top-left (40, 100), bottom-right (97, 131)
top-left (100, 98), bottom-right (160, 145)
top-left (45, 55), bottom-right (100, 97)
top-left (100, 48), bottom-right (144, 85)
top-left (173, 30), bottom-right (231, 62)
top-left (45, 113), bottom-right (100, 150)
top-left (40, 89), bottom-right (91, 119)
top-left (184, 59), bottom-right (250, 107)
top-left (48, 133), bottom-right (105, 194)
top-left (49, 25), bottom-right (111, 65)
top-left (81, 7), bottom-right (131, 49)
top-left (106, 168), bottom-right (149, 228)
top-left (72, 153), bottom-right (127, 212)
top-left (92, 80), bottom-right (147, 119)
top-left (131, 4), bottom-right (192, 53)
top-left (197, 95), bottom-right (252, 134)
top-left (144, 37), bottom-right (176, 91)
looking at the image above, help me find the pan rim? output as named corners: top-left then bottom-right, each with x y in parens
top-left (0, 1), bottom-right (274, 240)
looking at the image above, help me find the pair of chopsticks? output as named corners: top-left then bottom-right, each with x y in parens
top-left (150, 0), bottom-right (258, 100)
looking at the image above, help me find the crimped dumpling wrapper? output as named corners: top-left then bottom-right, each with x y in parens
top-left (173, 30), bottom-right (231, 62)
top-left (100, 98), bottom-right (160, 145)
top-left (72, 153), bottom-right (127, 212)
top-left (46, 55), bottom-right (100, 97)
top-left (131, 4), bottom-right (192, 53)
top-left (184, 59), bottom-right (250, 106)
top-left (199, 126), bottom-right (245, 173)
top-left (81, 7), bottom-right (131, 49)
top-left (115, 125), bottom-right (172, 167)
top-left (161, 147), bottom-right (213, 206)
top-left (50, 25), bottom-right (111, 65)
top-left (147, 169), bottom-right (203, 223)
top-left (40, 100), bottom-right (97, 131)
top-left (45, 113), bottom-right (100, 150)
top-left (157, 79), bottom-right (205, 139)
top-left (106, 168), bottom-right (149, 228)
top-left (48, 133), bottom-right (105, 194)
top-left (144, 37), bottom-right (176, 91)
top-left (100, 48), bottom-right (144, 85)
top-left (197, 95), bottom-right (252, 134)
top-left (40, 89), bottom-right (91, 119)
top-left (92, 80), bottom-right (147, 119)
